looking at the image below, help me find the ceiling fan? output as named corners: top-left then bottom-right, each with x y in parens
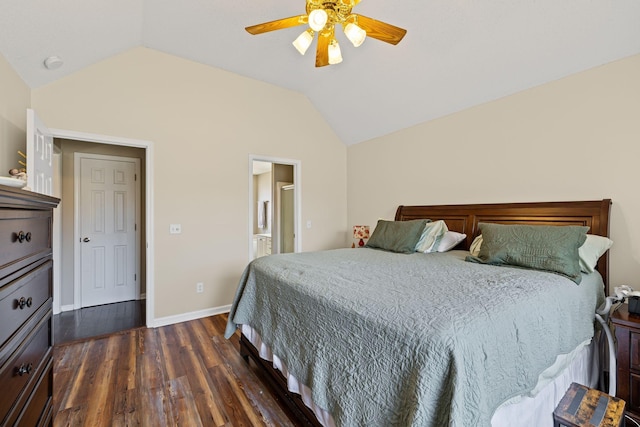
top-left (245, 0), bottom-right (407, 67)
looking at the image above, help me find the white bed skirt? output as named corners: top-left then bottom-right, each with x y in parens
top-left (241, 325), bottom-right (597, 427)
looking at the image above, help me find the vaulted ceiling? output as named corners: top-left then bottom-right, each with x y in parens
top-left (1, 0), bottom-right (638, 145)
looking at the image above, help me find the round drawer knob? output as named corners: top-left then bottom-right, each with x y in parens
top-left (15, 231), bottom-right (32, 243)
top-left (17, 363), bottom-right (33, 376)
top-left (17, 297), bottom-right (33, 309)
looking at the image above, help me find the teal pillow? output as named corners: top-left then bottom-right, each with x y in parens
top-left (465, 223), bottom-right (588, 283)
top-left (366, 219), bottom-right (427, 254)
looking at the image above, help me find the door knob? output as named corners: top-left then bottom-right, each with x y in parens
top-left (82, 237), bottom-right (91, 242)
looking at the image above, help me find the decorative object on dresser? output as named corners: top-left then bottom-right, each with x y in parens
top-left (0, 176), bottom-right (28, 189)
top-left (612, 303), bottom-right (640, 423)
top-left (352, 224), bottom-right (369, 247)
top-left (0, 184), bottom-right (59, 427)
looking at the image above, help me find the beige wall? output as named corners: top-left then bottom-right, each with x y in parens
top-left (0, 53), bottom-right (30, 174)
top-left (8, 45), bottom-right (637, 319)
top-left (32, 47), bottom-right (348, 319)
top-left (348, 54), bottom-right (640, 289)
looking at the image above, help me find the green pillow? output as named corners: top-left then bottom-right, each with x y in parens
top-left (366, 219), bottom-right (427, 254)
top-left (465, 223), bottom-right (588, 283)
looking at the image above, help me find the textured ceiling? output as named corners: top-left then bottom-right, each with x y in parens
top-left (1, 0), bottom-right (639, 145)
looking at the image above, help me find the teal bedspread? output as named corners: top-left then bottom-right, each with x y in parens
top-left (225, 249), bottom-right (604, 426)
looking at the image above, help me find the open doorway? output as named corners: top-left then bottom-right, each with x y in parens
top-left (26, 111), bottom-right (155, 332)
top-left (249, 156), bottom-right (301, 260)
top-left (53, 139), bottom-right (147, 344)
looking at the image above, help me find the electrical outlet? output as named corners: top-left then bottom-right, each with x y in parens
top-left (196, 282), bottom-right (204, 293)
top-left (170, 224), bottom-right (182, 234)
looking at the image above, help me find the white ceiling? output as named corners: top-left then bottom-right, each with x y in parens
top-left (1, 0), bottom-right (638, 146)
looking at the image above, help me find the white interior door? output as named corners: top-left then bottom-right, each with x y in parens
top-left (77, 154), bottom-right (140, 308)
top-left (27, 110), bottom-right (61, 313)
top-left (280, 185), bottom-right (295, 253)
top-left (26, 109), bottom-right (54, 195)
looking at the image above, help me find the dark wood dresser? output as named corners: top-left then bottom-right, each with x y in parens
top-left (612, 303), bottom-right (640, 423)
top-left (0, 185), bottom-right (59, 427)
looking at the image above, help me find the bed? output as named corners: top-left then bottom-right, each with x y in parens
top-left (225, 199), bottom-right (612, 427)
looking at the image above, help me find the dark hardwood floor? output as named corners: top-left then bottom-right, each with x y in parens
top-left (53, 299), bottom-right (146, 346)
top-left (53, 313), bottom-right (298, 426)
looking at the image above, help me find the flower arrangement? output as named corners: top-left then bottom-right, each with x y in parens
top-left (8, 150), bottom-right (27, 182)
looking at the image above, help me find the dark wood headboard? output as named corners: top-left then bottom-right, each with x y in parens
top-left (395, 199), bottom-right (612, 291)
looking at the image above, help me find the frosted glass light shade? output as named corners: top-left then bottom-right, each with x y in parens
top-left (328, 40), bottom-right (343, 64)
top-left (344, 23), bottom-right (366, 47)
top-left (293, 30), bottom-right (314, 55)
top-left (308, 9), bottom-right (328, 31)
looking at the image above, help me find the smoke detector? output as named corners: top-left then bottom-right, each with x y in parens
top-left (43, 56), bottom-right (64, 70)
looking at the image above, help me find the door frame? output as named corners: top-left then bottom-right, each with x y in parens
top-left (73, 153), bottom-right (141, 308)
top-left (248, 155), bottom-right (301, 261)
top-left (49, 127), bottom-right (156, 327)
top-left (52, 148), bottom-right (62, 315)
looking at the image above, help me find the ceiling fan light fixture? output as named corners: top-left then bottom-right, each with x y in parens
top-left (328, 39), bottom-right (343, 65)
top-left (244, 1), bottom-right (406, 67)
top-left (344, 22), bottom-right (366, 47)
top-left (293, 29), bottom-right (315, 55)
top-left (308, 9), bottom-right (328, 31)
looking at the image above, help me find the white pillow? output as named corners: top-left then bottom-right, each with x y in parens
top-left (579, 234), bottom-right (613, 274)
top-left (415, 220), bottom-right (448, 253)
top-left (434, 231), bottom-right (467, 252)
top-left (468, 233), bottom-right (612, 274)
top-left (469, 235), bottom-right (483, 256)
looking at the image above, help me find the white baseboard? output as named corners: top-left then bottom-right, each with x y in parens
top-left (149, 305), bottom-right (231, 328)
top-left (60, 304), bottom-right (76, 313)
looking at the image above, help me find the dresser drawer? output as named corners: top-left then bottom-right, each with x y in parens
top-left (0, 312), bottom-right (52, 424)
top-left (628, 371), bottom-right (640, 415)
top-left (631, 330), bottom-right (640, 371)
top-left (14, 359), bottom-right (53, 427)
top-left (0, 260), bottom-right (52, 351)
top-left (0, 211), bottom-right (52, 278)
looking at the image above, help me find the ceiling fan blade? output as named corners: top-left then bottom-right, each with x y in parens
top-left (315, 33), bottom-right (330, 67)
top-left (355, 15), bottom-right (407, 45)
top-left (245, 15), bottom-right (308, 35)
